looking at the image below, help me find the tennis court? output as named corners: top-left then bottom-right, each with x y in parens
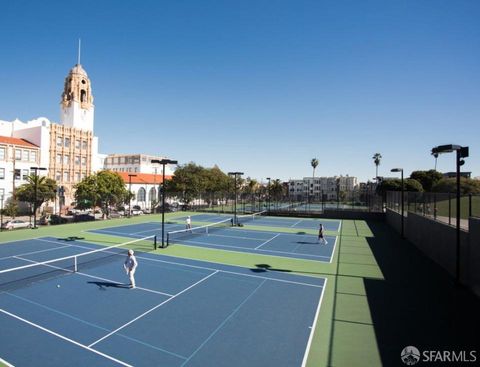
top-left (91, 218), bottom-right (338, 262)
top-left (181, 213), bottom-right (341, 232)
top-left (0, 236), bottom-right (325, 367)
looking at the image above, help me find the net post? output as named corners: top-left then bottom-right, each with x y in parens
top-left (74, 256), bottom-right (78, 272)
top-left (154, 235), bottom-right (157, 250)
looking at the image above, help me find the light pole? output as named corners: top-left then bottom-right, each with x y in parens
top-left (30, 167), bottom-right (47, 229)
top-left (152, 159), bottom-right (178, 248)
top-left (128, 174), bottom-right (137, 217)
top-left (228, 172), bottom-right (243, 225)
top-left (431, 144), bottom-right (469, 285)
top-left (391, 168), bottom-right (404, 238)
top-left (0, 194), bottom-right (4, 232)
top-left (266, 177), bottom-right (271, 213)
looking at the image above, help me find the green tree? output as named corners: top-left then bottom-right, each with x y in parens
top-left (432, 178), bottom-right (480, 194)
top-left (74, 171), bottom-right (129, 217)
top-left (372, 153), bottom-right (382, 178)
top-left (15, 175), bottom-right (57, 215)
top-left (376, 178), bottom-right (423, 198)
top-left (410, 170), bottom-right (443, 191)
top-left (270, 179), bottom-right (285, 201)
top-left (166, 162), bottom-right (208, 204)
top-left (202, 166), bottom-right (230, 206)
top-left (2, 199), bottom-right (18, 218)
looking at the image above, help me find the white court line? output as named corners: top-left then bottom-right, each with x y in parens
top-left (0, 308), bottom-right (133, 367)
top-left (301, 278), bottom-right (328, 367)
top-left (0, 357), bottom-right (14, 367)
top-left (0, 244), bottom-right (74, 261)
top-left (136, 254), bottom-right (325, 288)
top-left (254, 234), bottom-right (281, 250)
top-left (207, 233), bottom-right (269, 241)
top-left (290, 219), bottom-right (304, 228)
top-left (329, 236), bottom-right (338, 264)
top-left (88, 270), bottom-right (219, 347)
top-left (14, 253), bottom-right (174, 298)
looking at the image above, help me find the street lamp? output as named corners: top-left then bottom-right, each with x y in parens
top-left (127, 174), bottom-right (137, 217)
top-left (0, 194), bottom-right (4, 232)
top-left (431, 144), bottom-right (469, 285)
top-left (30, 167), bottom-right (47, 229)
top-left (152, 159), bottom-right (178, 248)
top-left (266, 177), bottom-right (271, 213)
top-left (228, 172), bottom-right (243, 225)
top-left (391, 168), bottom-right (404, 238)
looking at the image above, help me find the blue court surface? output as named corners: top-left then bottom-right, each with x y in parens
top-left (181, 214), bottom-right (341, 232)
top-left (0, 237), bottom-right (326, 367)
top-left (91, 223), bottom-right (337, 262)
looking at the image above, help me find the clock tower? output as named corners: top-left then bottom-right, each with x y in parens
top-left (60, 63), bottom-right (94, 131)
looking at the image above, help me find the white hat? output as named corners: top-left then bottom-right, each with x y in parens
top-left (128, 249), bottom-right (134, 255)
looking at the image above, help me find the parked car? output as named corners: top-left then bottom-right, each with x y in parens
top-left (39, 214), bottom-right (69, 225)
top-left (1, 219), bottom-right (32, 230)
top-left (73, 214), bottom-right (95, 222)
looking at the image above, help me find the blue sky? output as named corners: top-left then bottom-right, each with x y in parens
top-left (1, 0), bottom-right (479, 183)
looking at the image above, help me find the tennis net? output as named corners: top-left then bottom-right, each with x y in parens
top-left (237, 210), bottom-right (267, 225)
top-left (0, 235), bottom-right (156, 291)
top-left (166, 218), bottom-right (232, 246)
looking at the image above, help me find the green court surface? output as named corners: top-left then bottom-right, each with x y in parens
top-left (1, 213), bottom-right (479, 366)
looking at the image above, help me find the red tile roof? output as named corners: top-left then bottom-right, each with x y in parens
top-left (114, 171), bottom-right (172, 184)
top-left (0, 136), bottom-right (39, 148)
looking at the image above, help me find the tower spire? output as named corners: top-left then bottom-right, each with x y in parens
top-left (77, 38), bottom-right (81, 65)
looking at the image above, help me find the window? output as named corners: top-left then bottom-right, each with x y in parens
top-left (30, 151), bottom-right (37, 162)
top-left (57, 137), bottom-right (63, 147)
top-left (56, 171), bottom-right (62, 181)
top-left (75, 140), bottom-right (81, 149)
top-left (82, 140), bottom-right (87, 150)
top-left (81, 157), bottom-right (86, 166)
top-left (0, 188), bottom-right (4, 197)
top-left (75, 156), bottom-right (80, 165)
top-left (75, 172), bottom-right (81, 182)
top-left (22, 150), bottom-right (29, 161)
top-left (56, 154), bottom-right (62, 164)
top-left (81, 172), bottom-right (86, 180)
top-left (63, 171), bottom-right (70, 182)
top-left (0, 168), bottom-right (4, 179)
top-left (137, 188), bottom-right (146, 202)
top-left (22, 169), bottom-right (29, 180)
top-left (14, 169), bottom-right (21, 180)
top-left (15, 149), bottom-right (22, 160)
top-left (120, 157), bottom-right (125, 164)
top-left (63, 155), bottom-right (70, 165)
top-left (0, 147), bottom-right (5, 160)
top-left (64, 138), bottom-right (70, 148)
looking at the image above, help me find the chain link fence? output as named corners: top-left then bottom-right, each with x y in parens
top-left (386, 191), bottom-right (480, 230)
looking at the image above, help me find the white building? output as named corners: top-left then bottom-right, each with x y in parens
top-left (0, 62), bottom-right (100, 206)
top-left (104, 154), bottom-right (175, 176)
top-left (0, 136), bottom-right (43, 203)
top-left (289, 175), bottom-right (358, 201)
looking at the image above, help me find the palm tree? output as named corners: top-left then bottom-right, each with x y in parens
top-left (372, 153), bottom-right (382, 179)
top-left (433, 152), bottom-right (439, 171)
top-left (310, 158), bottom-right (319, 202)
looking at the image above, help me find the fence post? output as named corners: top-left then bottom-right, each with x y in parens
top-left (469, 193), bottom-right (472, 217)
top-left (448, 192), bottom-right (452, 225)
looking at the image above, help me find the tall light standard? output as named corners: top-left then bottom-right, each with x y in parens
top-left (431, 144), bottom-right (469, 285)
top-left (266, 177), bottom-right (271, 213)
top-left (152, 159), bottom-right (178, 248)
top-left (128, 174), bottom-right (137, 217)
top-left (0, 193), bottom-right (4, 232)
top-left (391, 168), bottom-right (404, 238)
top-left (228, 172), bottom-right (243, 225)
top-left (30, 167), bottom-right (47, 229)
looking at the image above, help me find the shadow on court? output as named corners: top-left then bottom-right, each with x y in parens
top-left (57, 237), bottom-right (85, 242)
top-left (87, 281), bottom-right (130, 289)
top-left (333, 220), bottom-right (480, 366)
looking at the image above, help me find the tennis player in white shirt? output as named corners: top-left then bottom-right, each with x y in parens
top-left (124, 249), bottom-right (138, 289)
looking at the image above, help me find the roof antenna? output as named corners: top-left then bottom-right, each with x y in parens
top-left (77, 38), bottom-right (81, 65)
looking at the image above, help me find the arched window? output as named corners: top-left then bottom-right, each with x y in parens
top-left (137, 187), bottom-right (146, 202)
top-left (149, 188), bottom-right (157, 202)
top-left (80, 90), bottom-right (87, 102)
